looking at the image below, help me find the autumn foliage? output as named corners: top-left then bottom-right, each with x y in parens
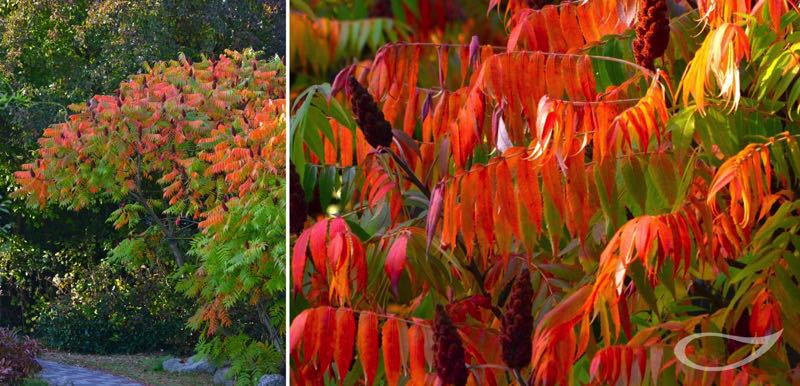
top-left (15, 50), bottom-right (287, 379)
top-left (291, 0), bottom-right (800, 385)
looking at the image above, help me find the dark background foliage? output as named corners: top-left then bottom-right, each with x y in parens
top-left (33, 266), bottom-right (196, 355)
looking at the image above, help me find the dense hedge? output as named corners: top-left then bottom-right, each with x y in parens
top-left (33, 267), bottom-right (196, 355)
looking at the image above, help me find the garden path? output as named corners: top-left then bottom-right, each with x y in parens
top-left (37, 359), bottom-right (142, 386)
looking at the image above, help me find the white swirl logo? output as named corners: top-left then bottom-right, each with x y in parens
top-left (673, 330), bottom-right (783, 371)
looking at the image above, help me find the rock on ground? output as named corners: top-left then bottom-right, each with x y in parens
top-left (213, 366), bottom-right (234, 386)
top-left (162, 355), bottom-right (216, 374)
top-left (258, 374), bottom-right (286, 386)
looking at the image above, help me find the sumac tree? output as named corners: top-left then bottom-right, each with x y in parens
top-left (290, 0), bottom-right (800, 385)
top-left (14, 49), bottom-right (287, 380)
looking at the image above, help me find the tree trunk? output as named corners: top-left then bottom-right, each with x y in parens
top-left (130, 192), bottom-right (185, 267)
top-left (166, 237), bottom-right (185, 267)
top-left (257, 298), bottom-right (285, 365)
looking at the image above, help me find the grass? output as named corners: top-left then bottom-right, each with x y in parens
top-left (40, 351), bottom-right (215, 386)
top-left (21, 378), bottom-right (49, 386)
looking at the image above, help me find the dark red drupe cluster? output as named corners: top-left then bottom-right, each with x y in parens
top-left (633, 0), bottom-right (670, 71)
top-left (347, 76), bottom-right (393, 149)
top-left (433, 305), bottom-right (469, 386)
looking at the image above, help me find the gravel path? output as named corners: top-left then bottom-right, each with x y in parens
top-left (37, 359), bottom-right (143, 386)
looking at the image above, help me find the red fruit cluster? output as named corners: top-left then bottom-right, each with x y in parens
top-left (633, 0), bottom-right (670, 71)
top-left (501, 269), bottom-right (534, 369)
top-left (289, 163), bottom-right (307, 235)
top-left (347, 76), bottom-right (393, 149)
top-left (433, 305), bottom-right (468, 386)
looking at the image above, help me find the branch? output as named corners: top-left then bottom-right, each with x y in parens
top-left (512, 369), bottom-right (527, 386)
top-left (131, 144), bottom-right (185, 267)
top-left (129, 191), bottom-right (185, 267)
top-left (383, 148), bottom-right (431, 198)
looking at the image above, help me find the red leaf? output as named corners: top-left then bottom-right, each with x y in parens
top-left (317, 307), bottom-right (335, 372)
top-left (309, 219), bottom-right (329, 278)
top-left (303, 307), bottom-right (321, 363)
top-left (357, 312), bottom-right (379, 386)
top-left (385, 234), bottom-right (409, 295)
top-left (327, 233), bottom-right (345, 273)
top-left (331, 65), bottom-right (356, 101)
top-left (334, 308), bottom-right (356, 382)
top-left (426, 182), bottom-right (444, 251)
top-left (392, 129), bottom-right (421, 162)
top-left (292, 229), bottom-right (310, 294)
top-left (469, 35), bottom-right (480, 70)
top-left (290, 309), bottom-right (310, 354)
top-left (329, 217), bottom-right (348, 237)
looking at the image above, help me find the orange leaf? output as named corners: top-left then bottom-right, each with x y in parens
top-left (460, 172), bottom-right (477, 257)
top-left (559, 6), bottom-right (584, 53)
top-left (474, 166), bottom-right (495, 261)
top-left (516, 158), bottom-right (542, 235)
top-left (408, 324), bottom-right (428, 386)
top-left (382, 318), bottom-right (403, 386)
top-left (495, 158), bottom-right (521, 257)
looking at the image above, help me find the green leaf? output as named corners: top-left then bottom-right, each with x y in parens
top-left (621, 156), bottom-right (647, 214)
top-left (318, 166), bottom-right (336, 209)
top-left (646, 154), bottom-right (677, 208)
top-left (668, 107), bottom-right (696, 154)
top-left (628, 260), bottom-right (659, 314)
top-left (730, 249), bottom-right (781, 284)
top-left (345, 218), bottom-right (371, 241)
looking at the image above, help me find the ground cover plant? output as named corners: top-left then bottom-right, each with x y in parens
top-left (290, 0), bottom-right (800, 385)
top-left (0, 327), bottom-right (41, 384)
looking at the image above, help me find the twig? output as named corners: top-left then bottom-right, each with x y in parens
top-left (512, 369), bottom-right (527, 386)
top-left (383, 147), bottom-right (431, 198)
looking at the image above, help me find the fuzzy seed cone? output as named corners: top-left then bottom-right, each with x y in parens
top-left (525, 0), bottom-right (556, 9)
top-left (347, 76), bottom-right (393, 148)
top-left (501, 269), bottom-right (534, 369)
top-left (633, 0), bottom-right (670, 71)
top-left (289, 163), bottom-right (307, 235)
top-left (433, 305), bottom-right (468, 386)
top-left (368, 0), bottom-right (393, 17)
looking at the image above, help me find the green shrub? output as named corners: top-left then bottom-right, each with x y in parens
top-left (0, 328), bottom-right (41, 385)
top-left (33, 266), bottom-right (196, 355)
